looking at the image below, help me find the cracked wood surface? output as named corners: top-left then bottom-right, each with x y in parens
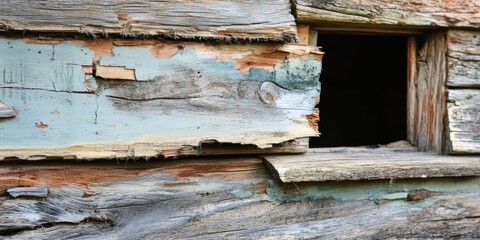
top-left (0, 157), bottom-right (479, 239)
top-left (444, 30), bottom-right (480, 154)
top-left (264, 146), bottom-right (480, 183)
top-left (0, 0), bottom-right (296, 42)
top-left (294, 0), bottom-right (480, 29)
top-left (0, 37), bottom-right (322, 160)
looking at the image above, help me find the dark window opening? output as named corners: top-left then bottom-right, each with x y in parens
top-left (310, 34), bottom-right (407, 148)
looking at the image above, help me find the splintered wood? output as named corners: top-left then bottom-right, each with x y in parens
top-left (0, 38), bottom-right (323, 160)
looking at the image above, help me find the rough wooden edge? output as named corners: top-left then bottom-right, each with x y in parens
top-left (263, 146), bottom-right (480, 183)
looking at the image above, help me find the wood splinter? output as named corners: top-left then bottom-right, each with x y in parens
top-left (0, 101), bottom-right (16, 118)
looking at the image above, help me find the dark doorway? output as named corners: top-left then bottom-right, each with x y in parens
top-left (310, 34), bottom-right (407, 147)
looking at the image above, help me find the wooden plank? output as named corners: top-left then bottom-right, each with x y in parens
top-left (0, 37), bottom-right (323, 160)
top-left (412, 31), bottom-right (447, 153)
top-left (0, 157), bottom-right (479, 238)
top-left (406, 36), bottom-right (417, 144)
top-left (0, 0), bottom-right (297, 42)
top-left (264, 144), bottom-right (480, 183)
top-left (446, 89), bottom-right (480, 154)
top-left (294, 0), bottom-right (480, 29)
top-left (447, 30), bottom-right (480, 88)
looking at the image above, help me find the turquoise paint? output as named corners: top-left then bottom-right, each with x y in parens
top-left (100, 46), bottom-right (321, 90)
top-left (0, 39), bottom-right (93, 92)
top-left (231, 189), bottom-right (253, 199)
top-left (263, 177), bottom-right (480, 201)
top-left (0, 39), bottom-right (322, 149)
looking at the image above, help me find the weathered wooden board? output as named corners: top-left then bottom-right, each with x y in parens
top-left (0, 37), bottom-right (323, 160)
top-left (447, 30), bottom-right (480, 88)
top-left (446, 89), bottom-right (480, 154)
top-left (408, 31), bottom-right (447, 153)
top-left (0, 0), bottom-right (297, 42)
top-left (264, 145), bottom-right (480, 183)
top-left (0, 157), bottom-right (479, 239)
top-left (294, 0), bottom-right (480, 29)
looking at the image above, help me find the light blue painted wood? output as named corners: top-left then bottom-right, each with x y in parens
top-left (0, 38), bottom-right (322, 158)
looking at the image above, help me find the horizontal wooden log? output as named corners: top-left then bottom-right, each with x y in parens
top-left (446, 89), bottom-right (480, 154)
top-left (0, 0), bottom-right (296, 42)
top-left (0, 37), bottom-right (323, 160)
top-left (294, 0), bottom-right (480, 29)
top-left (447, 30), bottom-right (480, 87)
top-left (264, 144), bottom-right (480, 183)
top-left (0, 157), bottom-right (479, 238)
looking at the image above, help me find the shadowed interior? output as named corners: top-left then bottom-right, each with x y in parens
top-left (310, 34), bottom-right (407, 147)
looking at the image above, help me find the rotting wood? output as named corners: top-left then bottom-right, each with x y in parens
top-left (294, 0), bottom-right (480, 29)
top-left (263, 144), bottom-right (480, 183)
top-left (447, 30), bottom-right (480, 88)
top-left (0, 37), bottom-right (323, 160)
top-left (446, 89), bottom-right (480, 154)
top-left (0, 0), bottom-right (297, 42)
top-left (7, 186), bottom-right (48, 198)
top-left (0, 157), bottom-right (479, 239)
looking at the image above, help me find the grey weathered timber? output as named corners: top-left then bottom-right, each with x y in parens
top-left (0, 157), bottom-right (479, 239)
top-left (446, 89), bottom-right (480, 154)
top-left (0, 0), bottom-right (296, 42)
top-left (0, 37), bottom-right (323, 160)
top-left (294, 0), bottom-right (480, 29)
top-left (7, 186), bottom-right (48, 198)
top-left (447, 30), bottom-right (480, 88)
top-left (408, 31), bottom-right (447, 153)
top-left (264, 145), bottom-right (480, 183)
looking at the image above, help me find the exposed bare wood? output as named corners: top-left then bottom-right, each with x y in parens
top-left (264, 144), bottom-right (480, 183)
top-left (411, 31), bottom-right (447, 153)
top-left (0, 37), bottom-right (323, 160)
top-left (0, 157), bottom-right (479, 239)
top-left (296, 24), bottom-right (310, 45)
top-left (294, 0), bottom-right (480, 29)
top-left (407, 36), bottom-right (417, 144)
top-left (446, 89), bottom-right (480, 154)
top-left (0, 0), bottom-right (297, 42)
top-left (447, 30), bottom-right (480, 88)
top-left (7, 186), bottom-right (48, 198)
top-left (0, 102), bottom-right (16, 118)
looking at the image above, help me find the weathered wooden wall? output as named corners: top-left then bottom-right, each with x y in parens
top-left (0, 37), bottom-right (322, 160)
top-left (0, 158), bottom-right (479, 239)
top-left (446, 30), bottom-right (480, 154)
top-left (0, 0), bottom-right (296, 42)
top-left (294, 0), bottom-right (480, 29)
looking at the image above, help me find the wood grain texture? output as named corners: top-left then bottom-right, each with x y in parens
top-left (0, 0), bottom-right (297, 42)
top-left (264, 145), bottom-right (480, 183)
top-left (410, 31), bottom-right (447, 153)
top-left (0, 157), bottom-right (479, 239)
top-left (294, 0), bottom-right (480, 29)
top-left (0, 37), bottom-right (322, 160)
top-left (446, 89), bottom-right (480, 154)
top-left (447, 30), bottom-right (480, 88)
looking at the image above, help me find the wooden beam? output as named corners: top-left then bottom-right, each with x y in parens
top-left (0, 37), bottom-right (323, 160)
top-left (264, 144), bottom-right (480, 183)
top-left (294, 0), bottom-right (480, 29)
top-left (0, 0), bottom-right (297, 42)
top-left (0, 157), bottom-right (479, 238)
top-left (447, 30), bottom-right (480, 88)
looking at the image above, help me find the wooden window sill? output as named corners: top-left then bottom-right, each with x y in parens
top-left (263, 142), bottom-right (480, 183)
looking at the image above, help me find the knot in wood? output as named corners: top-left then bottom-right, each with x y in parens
top-left (258, 81), bottom-right (280, 105)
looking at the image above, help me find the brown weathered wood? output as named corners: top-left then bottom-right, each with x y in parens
top-left (0, 157), bottom-right (479, 239)
top-left (0, 0), bottom-right (297, 42)
top-left (264, 144), bottom-right (480, 183)
top-left (447, 30), bottom-right (480, 88)
top-left (407, 36), bottom-right (417, 144)
top-left (411, 31), bottom-right (447, 153)
top-left (294, 0), bottom-right (480, 29)
top-left (446, 89), bottom-right (480, 154)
